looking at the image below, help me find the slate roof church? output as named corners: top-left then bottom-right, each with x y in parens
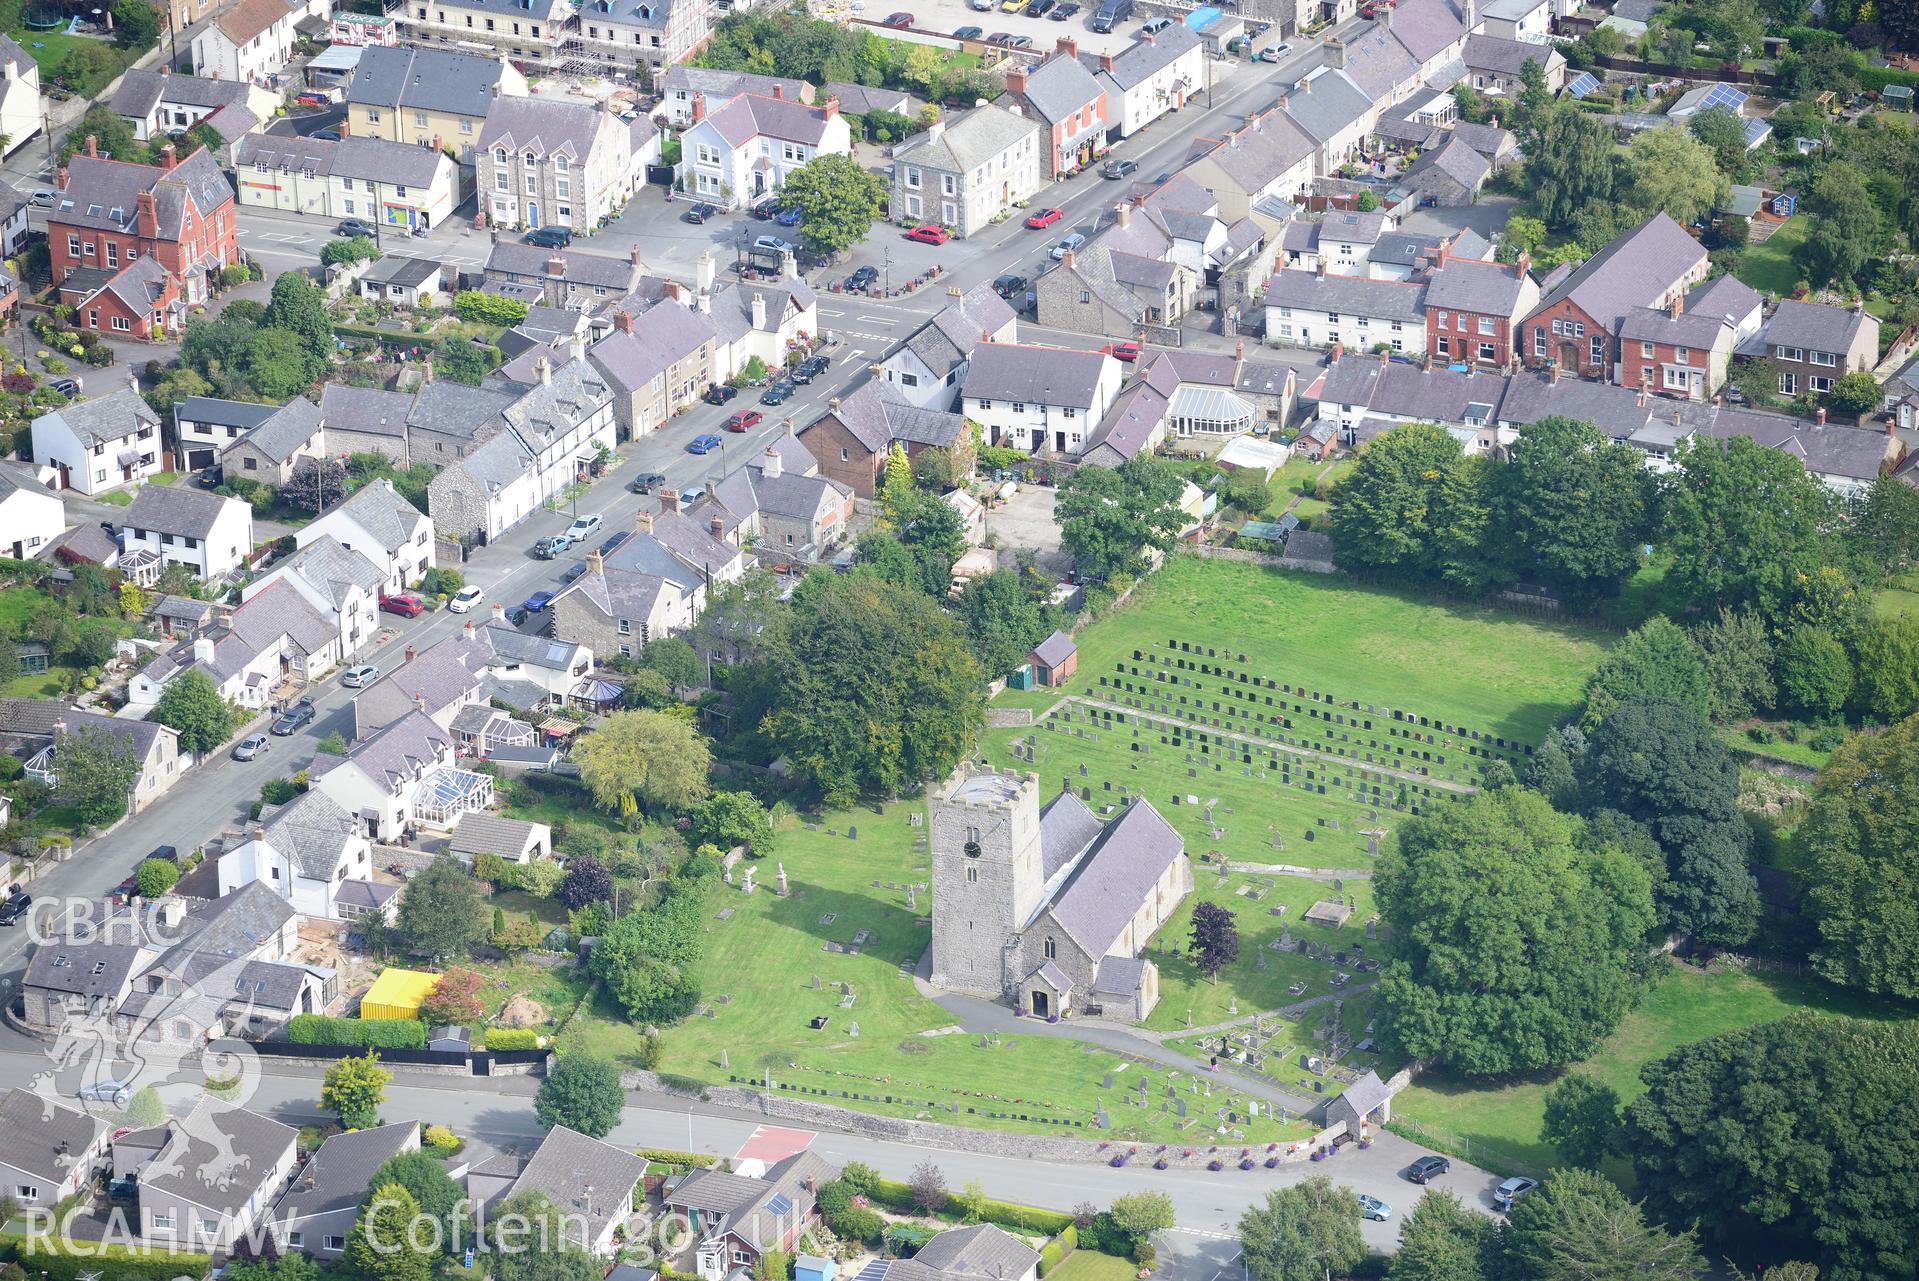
top-left (930, 770), bottom-right (1191, 1021)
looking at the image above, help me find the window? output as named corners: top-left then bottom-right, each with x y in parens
top-left (1777, 345), bottom-right (1804, 362)
top-left (1478, 342), bottom-right (1495, 362)
top-left (1642, 341), bottom-right (1654, 358)
top-left (1810, 375), bottom-right (1833, 393)
top-left (152, 1211), bottom-right (176, 1231)
top-left (1012, 402), bottom-right (1025, 412)
top-left (414, 111), bottom-right (428, 126)
top-left (494, 148), bottom-right (508, 164)
top-left (106, 243), bottom-right (118, 267)
top-left (1673, 346), bottom-right (1689, 365)
top-left (112, 316), bottom-right (130, 332)
top-left (1043, 936), bottom-right (1057, 959)
top-left (82, 240), bottom-right (95, 257)
top-left (200, 1219), bottom-right (219, 1236)
top-left (966, 866), bottom-right (978, 883)
top-left (840, 448), bottom-right (849, 461)
top-left (900, 372), bottom-right (919, 387)
top-left (494, 172), bottom-right (508, 192)
top-left (14, 1187), bottom-right (37, 1202)
top-left (1589, 335), bottom-right (1604, 364)
top-left (1436, 310), bottom-right (1448, 329)
top-left (618, 619), bottom-right (630, 634)
top-left (1809, 350), bottom-right (1836, 367)
top-left (1477, 316), bottom-right (1493, 335)
top-left (555, 155), bottom-right (568, 173)
top-left (1779, 371), bottom-right (1798, 396)
top-left (324, 1236), bottom-right (346, 1252)
top-left (1436, 335), bottom-right (1449, 356)
top-left (287, 1233), bottom-right (304, 1249)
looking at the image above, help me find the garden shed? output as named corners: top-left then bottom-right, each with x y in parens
top-left (361, 967), bottom-right (439, 1021)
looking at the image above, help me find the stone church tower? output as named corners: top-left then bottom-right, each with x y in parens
top-left (928, 771), bottom-right (1045, 999)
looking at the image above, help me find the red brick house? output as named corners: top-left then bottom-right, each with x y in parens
top-left (1002, 41), bottom-right (1109, 178)
top-left (1422, 251), bottom-right (1539, 371)
top-left (61, 256), bottom-right (183, 340)
top-left (49, 139), bottom-right (236, 337)
top-left (1519, 213), bottom-right (1707, 381)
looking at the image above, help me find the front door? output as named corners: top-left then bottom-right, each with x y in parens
top-left (1031, 990), bottom-right (1050, 1018)
top-left (528, 202), bottom-right (539, 227)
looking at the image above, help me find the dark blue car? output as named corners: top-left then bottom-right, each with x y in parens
top-left (522, 590), bottom-right (557, 612)
top-left (688, 433), bottom-right (724, 454)
top-left (774, 207), bottom-right (802, 227)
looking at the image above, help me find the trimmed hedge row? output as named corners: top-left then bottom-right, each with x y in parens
top-left (286, 1015), bottom-right (427, 1048)
top-left (864, 1176), bottom-right (1074, 1236)
top-left (636, 1147), bottom-right (720, 1170)
top-left (481, 1027), bottom-right (541, 1050)
top-left (1037, 1241), bottom-right (1067, 1276)
top-left (1861, 65), bottom-right (1919, 92)
top-left (0, 1235), bottom-right (212, 1281)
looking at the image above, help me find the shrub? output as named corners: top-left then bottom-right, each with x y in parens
top-left (0, 1237), bottom-right (211, 1281)
top-left (286, 1015), bottom-right (428, 1049)
top-left (481, 1027), bottom-right (541, 1050)
top-left (830, 1207), bottom-right (884, 1244)
top-left (419, 568), bottom-right (464, 600)
top-left (134, 858), bottom-right (179, 898)
top-left (1037, 1243), bottom-right (1065, 1276)
top-left (421, 1124), bottom-right (461, 1155)
top-left (634, 1147), bottom-right (720, 1170)
top-left (471, 851), bottom-right (516, 886)
top-left (1132, 1242), bottom-right (1156, 1267)
top-left (260, 777), bottom-right (300, 806)
top-left (516, 859), bottom-right (565, 897)
top-left (452, 291), bottom-right (529, 326)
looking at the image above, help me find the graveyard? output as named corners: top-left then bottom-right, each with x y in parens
top-left (637, 804), bottom-right (1317, 1147)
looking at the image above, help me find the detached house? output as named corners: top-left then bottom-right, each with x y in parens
top-left (0, 1088), bottom-right (108, 1212)
top-left (175, 396), bottom-right (277, 474)
top-left (660, 68), bottom-right (811, 125)
top-left (110, 69), bottom-right (270, 144)
top-left (468, 1128), bottom-right (647, 1257)
top-left (119, 486), bottom-right (255, 582)
top-left (31, 389), bottom-right (163, 496)
top-left (117, 1103), bottom-right (299, 1254)
top-left (666, 1150), bottom-right (838, 1280)
top-left (678, 91), bottom-right (853, 210)
top-left (297, 478), bottom-right (434, 595)
top-left (0, 37), bottom-right (42, 160)
top-left (311, 709), bottom-right (489, 840)
top-left (804, 378), bottom-right (969, 497)
top-left (962, 344), bottom-right (1123, 455)
top-left (1000, 42), bottom-right (1109, 178)
top-left (267, 1122), bottom-right (419, 1260)
top-left (215, 789), bottom-right (396, 923)
top-left (478, 96), bottom-right (640, 235)
top-left (891, 105), bottom-right (1045, 239)
top-left (0, 461), bottom-right (64, 561)
top-left (242, 535), bottom-right (384, 659)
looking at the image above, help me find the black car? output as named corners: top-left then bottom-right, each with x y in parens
top-left (598, 530), bottom-right (633, 558)
top-left (1025, 0), bottom-right (1054, 15)
top-left (703, 383), bottom-right (739, 405)
top-left (845, 265), bottom-right (880, 291)
top-left (1102, 157), bottom-right (1139, 179)
top-left (195, 467), bottom-right (223, 488)
top-left (993, 272), bottom-right (1028, 299)
top-left (682, 202), bottom-right (718, 224)
top-left (270, 698), bottom-right (316, 736)
top-left (1406, 1156), bottom-right (1451, 1184)
top-left (524, 225), bottom-right (572, 248)
top-left (761, 381), bottom-right (795, 406)
top-left (792, 356), bottom-right (830, 385)
top-left (1050, 2), bottom-right (1079, 16)
top-left (630, 471), bottom-right (667, 494)
top-left (147, 845), bottom-right (179, 865)
top-left (0, 891), bottom-right (30, 927)
top-left (335, 218), bottom-right (377, 238)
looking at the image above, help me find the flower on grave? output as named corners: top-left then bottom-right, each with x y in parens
top-left (1207, 1159), bottom-right (1224, 1171)
top-left (1264, 1157), bottom-right (1280, 1168)
top-left (1153, 1158), bottom-right (1168, 1170)
top-left (1239, 1159), bottom-right (1255, 1170)
top-left (1111, 1155), bottom-right (1128, 1167)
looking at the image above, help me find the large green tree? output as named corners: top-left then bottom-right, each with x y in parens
top-left (1580, 697), bottom-right (1758, 946)
top-left (1540, 1075), bottom-right (1623, 1169)
top-left (1689, 609), bottom-right (1775, 723)
top-left (1386, 1190), bottom-right (1494, 1281)
top-left (1794, 162), bottom-right (1887, 291)
top-left (688, 790), bottom-right (774, 856)
top-left (1499, 415), bottom-right (1653, 609)
top-left (148, 670), bottom-right (232, 756)
top-left (534, 1054), bottom-right (625, 1138)
top-left (1580, 617), bottom-right (1710, 731)
top-left (1688, 106), bottom-right (1749, 175)
top-left (1238, 1176), bottom-right (1366, 1281)
top-left (321, 1052), bottom-right (390, 1130)
top-left (1525, 108), bottom-right (1618, 231)
top-left (1503, 1167), bottom-right (1706, 1281)
top-left (486, 1190), bottom-right (603, 1281)
top-left (1330, 423), bottom-right (1496, 592)
top-left (1625, 128), bottom-right (1728, 226)
top-left (1374, 788), bottom-right (1655, 1075)
top-left (957, 569), bottom-right (1049, 680)
top-left (1625, 1013), bottom-right (1919, 1281)
top-left (1849, 615), bottom-right (1919, 724)
top-left (762, 573), bottom-right (981, 803)
top-left (264, 271), bottom-right (334, 362)
top-left (363, 1151), bottom-right (465, 1255)
top-left (780, 154), bottom-right (887, 256)
top-left (588, 886), bottom-right (705, 1023)
top-left (347, 1181), bottom-right (434, 1281)
top-left (1056, 456), bottom-right (1187, 582)
top-left (1799, 715), bottom-right (1919, 997)
top-left (393, 856), bottom-right (492, 962)
top-left (572, 709), bottom-right (712, 819)
top-left (247, 327), bottom-right (319, 401)
top-left (1659, 434), bottom-right (1833, 624)
top-left (1775, 625), bottom-right (1853, 718)
top-left (55, 724), bottom-right (140, 827)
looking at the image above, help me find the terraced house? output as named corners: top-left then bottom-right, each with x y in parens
top-left (569, 0), bottom-right (711, 80)
top-left (394, 0), bottom-right (566, 66)
top-left (890, 104), bottom-right (1044, 239)
top-left (478, 96), bottom-right (646, 235)
top-left (344, 45), bottom-right (528, 163)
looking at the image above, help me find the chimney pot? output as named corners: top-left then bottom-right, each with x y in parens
top-left (630, 244), bottom-right (644, 267)
top-left (587, 548), bottom-right (605, 574)
top-left (771, 84), bottom-right (783, 100)
top-left (692, 92), bottom-right (706, 122)
top-left (636, 508), bottom-right (654, 533)
top-left (85, 133), bottom-right (97, 158)
top-left (160, 143), bottom-right (176, 171)
top-left (1815, 405), bottom-right (1827, 426)
top-left (405, 644), bottom-right (417, 662)
top-left (709, 515), bottom-right (724, 538)
top-left (614, 310), bottom-right (634, 335)
top-left (661, 487), bottom-right (680, 513)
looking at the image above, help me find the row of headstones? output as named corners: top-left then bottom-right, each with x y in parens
top-left (1129, 699), bottom-right (1461, 777)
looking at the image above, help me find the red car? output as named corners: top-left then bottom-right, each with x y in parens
top-left (725, 409), bottom-right (764, 432)
top-left (905, 224), bottom-right (951, 245)
top-left (1025, 207), bottom-right (1064, 229)
top-left (884, 10), bottom-right (913, 24)
top-left (379, 592), bottom-right (425, 617)
top-left (1105, 341), bottom-right (1141, 362)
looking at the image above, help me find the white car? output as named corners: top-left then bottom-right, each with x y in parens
top-left (564, 513), bottom-right (604, 545)
top-left (342, 663), bottom-right (380, 687)
top-left (448, 584), bottom-right (485, 613)
top-left (27, 188), bottom-right (56, 208)
top-left (1051, 232), bottom-right (1087, 260)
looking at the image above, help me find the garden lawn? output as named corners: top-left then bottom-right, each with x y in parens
top-left (1046, 1254), bottom-right (1138, 1281)
top-left (8, 29), bottom-right (137, 96)
top-left (990, 556), bottom-right (1606, 751)
top-left (1736, 218), bottom-right (1809, 298)
top-left (625, 806), bottom-right (1309, 1146)
top-left (1389, 959), bottom-right (1912, 1179)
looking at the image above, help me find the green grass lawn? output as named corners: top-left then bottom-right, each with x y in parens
top-left (608, 806), bottom-right (1310, 1145)
top-left (6, 29), bottom-right (137, 96)
top-left (1736, 218), bottom-right (1809, 297)
top-left (1046, 1254), bottom-right (1137, 1281)
top-left (97, 490), bottom-right (133, 507)
top-left (0, 586), bottom-right (48, 631)
top-left (1390, 960), bottom-right (1911, 1179)
top-left (994, 556), bottom-right (1607, 751)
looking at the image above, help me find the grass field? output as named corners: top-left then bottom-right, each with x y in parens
top-left (580, 807), bottom-right (1310, 1145)
top-left (1390, 959), bottom-right (1912, 1178)
top-left (1736, 218), bottom-right (1810, 298)
top-left (1046, 1254), bottom-right (1137, 1281)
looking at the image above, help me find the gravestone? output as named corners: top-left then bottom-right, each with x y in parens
top-left (846, 826), bottom-right (858, 840)
top-left (1173, 1097), bottom-right (1187, 1117)
top-left (1102, 1073), bottom-right (1114, 1088)
top-left (849, 1022), bottom-right (859, 1037)
top-left (811, 974), bottom-right (821, 989)
top-left (719, 1049), bottom-right (729, 1068)
top-left (1096, 1105), bottom-right (1110, 1130)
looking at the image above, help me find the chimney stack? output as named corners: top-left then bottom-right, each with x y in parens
top-left (771, 84), bottom-right (783, 100)
top-left (405, 644), bottom-right (417, 662)
top-left (1100, 50), bottom-right (1115, 73)
top-left (56, 165), bottom-right (68, 190)
top-left (660, 487), bottom-right (680, 513)
top-left (691, 92), bottom-right (706, 122)
top-left (587, 548), bottom-right (605, 575)
top-left (1514, 250), bottom-right (1529, 280)
top-left (1815, 405), bottom-right (1827, 426)
top-left (822, 95), bottom-right (841, 120)
top-left (491, 602), bottom-right (506, 620)
top-left (85, 134), bottom-right (98, 158)
top-left (463, 620), bottom-right (476, 640)
top-left (413, 691), bottom-right (426, 712)
top-left (1061, 248), bottom-right (1076, 269)
top-left (697, 252), bottom-right (716, 295)
top-left (1007, 66), bottom-right (1029, 96)
top-left (761, 447), bottom-right (782, 479)
top-left (1300, 75), bottom-right (1312, 92)
top-left (1637, 377), bottom-right (1650, 408)
top-left (535, 354), bottom-right (552, 385)
top-left (547, 254), bottom-right (567, 278)
top-left (636, 509), bottom-right (654, 534)
top-left (1116, 202), bottom-right (1130, 228)
top-left (1324, 38), bottom-right (1345, 68)
top-left (1331, 341), bottom-right (1344, 363)
top-left (160, 143), bottom-right (176, 171)
top-left (614, 310), bottom-right (634, 335)
top-left (709, 515), bottom-right (725, 539)
top-left (630, 244), bottom-right (644, 267)
top-left (1668, 293), bottom-right (1682, 319)
top-left (1056, 36), bottom-right (1078, 59)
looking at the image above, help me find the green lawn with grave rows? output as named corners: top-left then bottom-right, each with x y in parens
top-left (1165, 988), bottom-right (1383, 1105)
top-left (994, 556), bottom-right (1606, 753)
top-left (636, 806), bottom-right (1310, 1145)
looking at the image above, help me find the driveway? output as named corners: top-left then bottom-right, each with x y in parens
top-left (984, 482), bottom-right (1070, 572)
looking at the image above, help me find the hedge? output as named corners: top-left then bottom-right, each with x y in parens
top-left (635, 1147), bottom-right (719, 1170)
top-left (863, 1176), bottom-right (1073, 1235)
top-left (1061, 1226), bottom-right (1079, 1251)
top-left (286, 1014), bottom-right (427, 1048)
top-left (1037, 1242), bottom-right (1066, 1277)
top-left (481, 1027), bottom-right (541, 1050)
top-left (0, 1235), bottom-right (212, 1281)
top-left (1860, 66), bottom-right (1919, 92)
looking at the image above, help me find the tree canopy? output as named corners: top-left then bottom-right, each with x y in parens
top-left (1239, 1176), bottom-right (1367, 1281)
top-left (780, 154), bottom-right (887, 256)
top-left (1500, 416), bottom-right (1653, 608)
top-left (1580, 617), bottom-right (1710, 731)
top-left (1503, 1167), bottom-right (1706, 1281)
top-left (572, 709), bottom-right (712, 819)
top-left (149, 669), bottom-right (233, 756)
top-left (1525, 108), bottom-right (1618, 231)
top-left (55, 724), bottom-right (140, 827)
top-left (1625, 128), bottom-right (1728, 226)
top-left (1330, 424), bottom-right (1495, 592)
top-left (393, 856), bottom-right (492, 962)
top-left (957, 569), bottom-right (1051, 681)
top-left (1659, 435), bottom-right (1833, 625)
top-left (1056, 457), bottom-right (1188, 582)
top-left (1373, 788), bottom-right (1655, 1075)
top-left (535, 1053), bottom-right (625, 1138)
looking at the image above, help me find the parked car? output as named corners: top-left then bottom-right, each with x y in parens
top-left (271, 698), bottom-right (317, 736)
top-left (1493, 1177), bottom-right (1540, 1210)
top-left (533, 533), bottom-right (572, 559)
top-left (792, 356), bottom-right (830, 384)
top-left (0, 893), bottom-right (30, 927)
top-left (954, 23), bottom-right (983, 37)
top-left (1257, 40), bottom-right (1292, 60)
top-left (1051, 231), bottom-right (1088, 259)
top-left (688, 433), bottom-right (724, 454)
top-left (993, 273), bottom-right (1028, 300)
top-left (525, 225), bottom-right (572, 248)
top-left (1405, 1156), bottom-right (1450, 1184)
top-left (341, 664), bottom-right (380, 688)
top-left (1141, 14), bottom-right (1172, 32)
top-left (726, 409), bottom-right (764, 432)
top-left (760, 381), bottom-right (795, 405)
top-left (1025, 0), bottom-right (1055, 15)
top-left (680, 483), bottom-right (708, 505)
top-left (999, 0), bottom-right (1024, 10)
top-left (883, 10), bottom-right (913, 24)
top-left (1357, 1194), bottom-right (1393, 1222)
top-left (379, 591), bottom-right (425, 617)
top-left (682, 202), bottom-right (718, 224)
top-left (630, 471), bottom-right (667, 493)
top-left (447, 584), bottom-right (485, 613)
top-left (846, 264), bottom-right (880, 291)
top-left (985, 30), bottom-right (1014, 42)
top-left (1003, 33), bottom-right (1033, 46)
top-left (1026, 206), bottom-right (1064, 229)
top-left (77, 1079), bottom-right (132, 1106)
top-left (773, 207), bottom-right (803, 227)
top-left (970, 0), bottom-right (994, 9)
top-left (1050, 3), bottom-right (1080, 17)
top-left (1102, 157), bottom-right (1139, 179)
top-left (564, 513), bottom-right (604, 544)
top-left (906, 224), bottom-right (951, 245)
top-left (194, 467), bottom-right (222, 488)
top-left (27, 189), bottom-right (56, 208)
top-left (597, 530), bottom-right (632, 558)
top-left (310, 128), bottom-right (342, 141)
top-left (335, 218), bottom-right (378, 238)
top-left (232, 733), bottom-right (270, 761)
top-left (522, 590), bottom-right (557, 613)
top-left (754, 234), bottom-right (796, 254)
top-left (50, 376), bottom-right (82, 397)
top-left (1105, 340), bottom-right (1141, 361)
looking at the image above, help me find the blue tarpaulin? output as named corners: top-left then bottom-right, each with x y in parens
top-left (1187, 5), bottom-right (1221, 27)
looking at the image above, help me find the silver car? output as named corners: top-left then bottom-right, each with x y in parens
top-left (232, 733), bottom-right (270, 761)
top-left (342, 664), bottom-right (380, 687)
top-left (78, 1079), bottom-right (132, 1106)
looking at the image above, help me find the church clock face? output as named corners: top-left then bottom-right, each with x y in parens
top-left (963, 841), bottom-right (982, 858)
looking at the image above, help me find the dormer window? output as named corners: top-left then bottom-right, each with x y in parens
top-left (523, 151), bottom-right (538, 167)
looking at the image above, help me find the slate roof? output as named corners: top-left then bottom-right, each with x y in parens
top-left (1531, 212), bottom-right (1705, 330)
top-left (1037, 798), bottom-right (1184, 957)
top-left (662, 66), bottom-right (808, 105)
top-left (1403, 136), bottom-right (1489, 194)
top-left (478, 95), bottom-right (617, 162)
top-left (123, 484), bottom-right (238, 539)
top-left (1081, 382), bottom-right (1169, 463)
top-left (179, 396), bottom-right (278, 431)
top-left (893, 104), bottom-right (1041, 174)
top-left (320, 385), bottom-right (413, 440)
top-left (152, 594), bottom-right (212, 625)
top-left (701, 93), bottom-right (841, 148)
top-left (270, 535), bottom-right (384, 610)
top-left (360, 256), bottom-right (445, 291)
top-left (664, 1149), bottom-right (836, 1253)
top-left (822, 379), bottom-right (966, 454)
top-left (331, 137), bottom-right (448, 189)
top-left (485, 239), bottom-right (638, 291)
top-left (25, 935), bottom-right (148, 999)
top-left (271, 1121), bottom-right (417, 1228)
top-left (507, 1126), bottom-right (649, 1250)
top-left (0, 1088), bottom-right (108, 1182)
top-left (38, 387), bottom-right (158, 447)
top-left (1030, 630), bottom-right (1075, 668)
top-left (262, 789), bottom-right (360, 879)
top-left (1093, 953), bottom-right (1146, 997)
top-left (1333, 24), bottom-right (1418, 99)
top-left (1762, 299), bottom-right (1873, 356)
top-left (1332, 1069), bottom-right (1391, 1121)
top-left (823, 82), bottom-right (912, 118)
top-left (132, 1102), bottom-right (297, 1217)
top-left (110, 70), bottom-right (250, 120)
top-left (1087, 22), bottom-right (1199, 90)
top-left (481, 620), bottom-right (587, 671)
top-left (228, 577), bottom-right (337, 657)
top-left (1462, 33), bottom-right (1555, 75)
top-left (963, 344), bottom-right (1111, 410)
top-left (357, 632), bottom-right (490, 722)
top-left (408, 379), bottom-right (519, 441)
top-left (326, 478), bottom-right (428, 554)
top-left (590, 303), bottom-right (717, 395)
top-left (335, 710), bottom-right (453, 794)
top-left (1449, 120), bottom-right (1514, 157)
top-left (1281, 69), bottom-right (1371, 144)
top-left (1616, 304), bottom-right (1734, 348)
top-left (422, 0), bottom-right (562, 20)
top-left (448, 813), bottom-right (543, 858)
top-left (894, 282), bottom-right (1016, 381)
top-left (83, 255), bottom-right (176, 320)
top-left (553, 561), bottom-right (672, 623)
top-left (1265, 270), bottom-right (1427, 324)
top-left (345, 45), bottom-right (508, 118)
top-left (1384, 0), bottom-right (1468, 62)
top-left (1006, 53), bottom-right (1104, 129)
top-left (1424, 256), bottom-right (1527, 315)
top-left (1189, 108), bottom-right (1317, 194)
top-left (54, 149), bottom-right (229, 239)
top-left (235, 396), bottom-right (324, 463)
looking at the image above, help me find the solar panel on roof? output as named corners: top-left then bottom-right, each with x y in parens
top-left (1699, 82), bottom-right (1745, 111)
top-left (1565, 72), bottom-right (1598, 98)
top-left (765, 1195), bottom-right (792, 1216)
